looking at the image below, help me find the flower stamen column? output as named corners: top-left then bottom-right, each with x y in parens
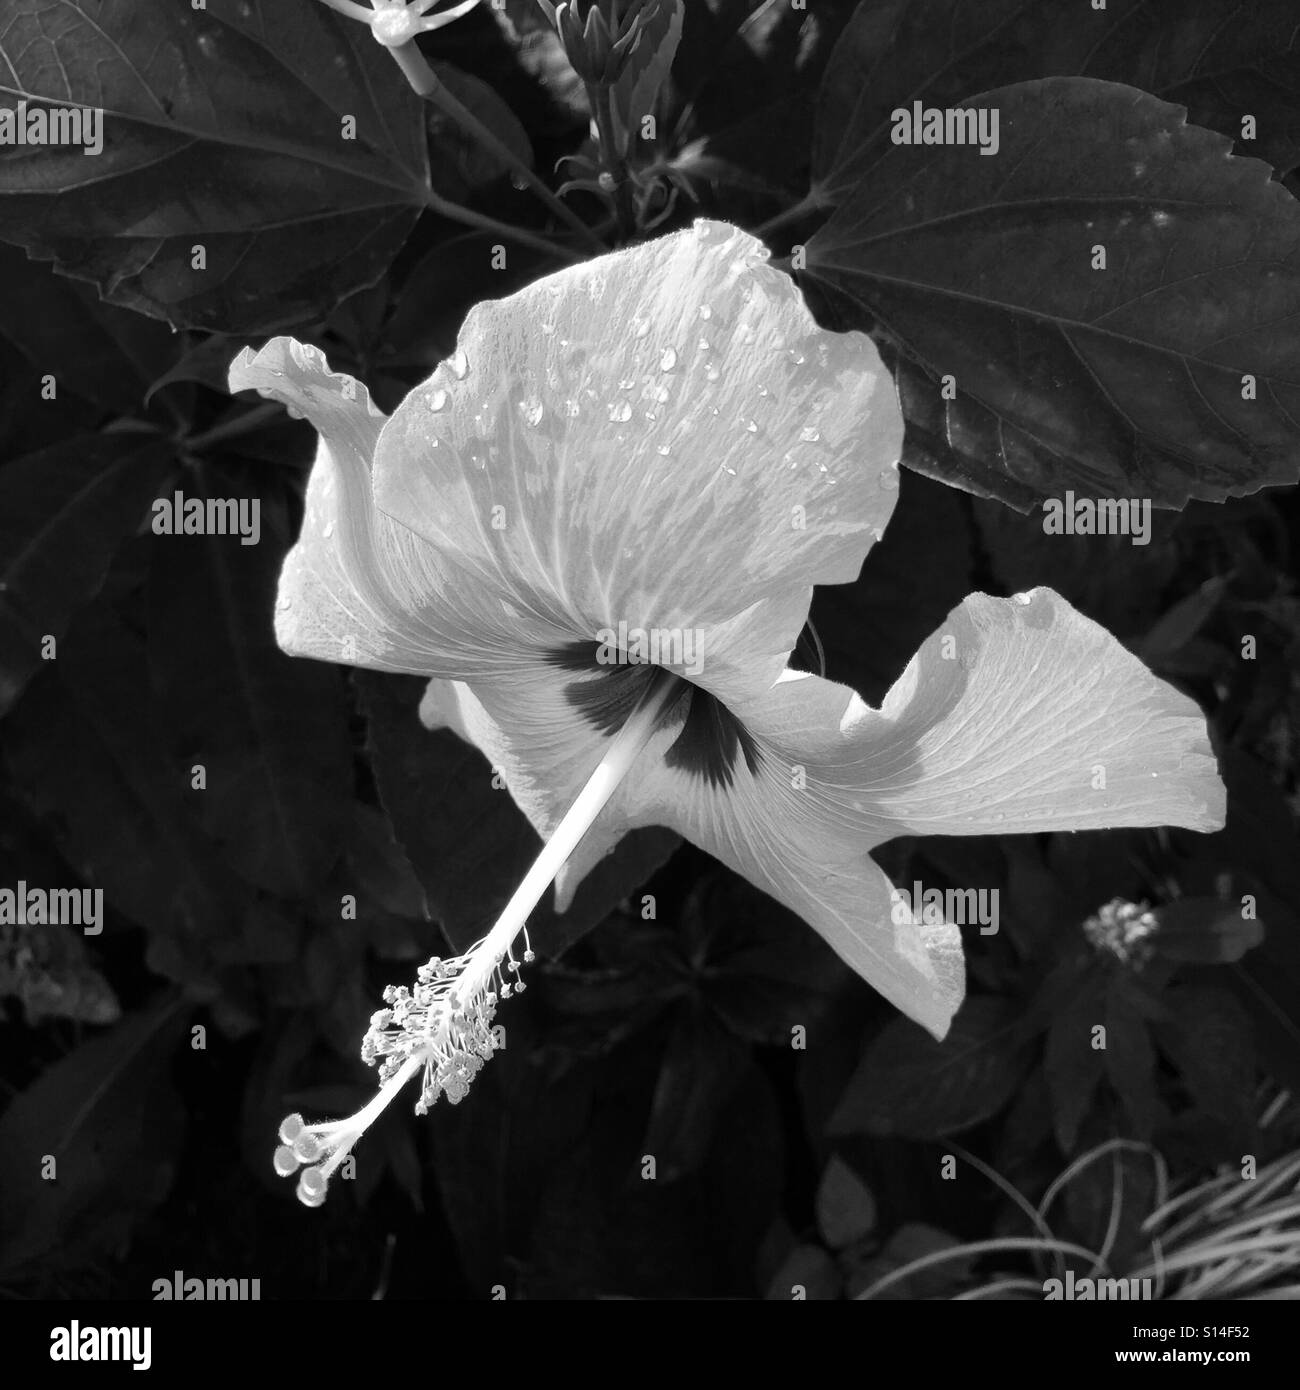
top-left (273, 666), bottom-right (682, 1206)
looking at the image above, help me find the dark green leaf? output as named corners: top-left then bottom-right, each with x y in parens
top-left (608, 0), bottom-right (682, 153)
top-left (766, 1243), bottom-right (840, 1300)
top-left (3, 602), bottom-right (255, 976)
top-left (0, 0), bottom-right (428, 331)
top-left (814, 0), bottom-right (1300, 204)
top-left (816, 1153), bottom-right (876, 1250)
top-left (0, 244), bottom-right (176, 414)
top-left (807, 78), bottom-right (1300, 511)
top-left (1104, 977), bottom-right (1163, 1138)
top-left (428, 62), bottom-right (534, 196)
top-left (829, 997), bottom-right (1032, 1139)
top-left (147, 473), bottom-right (352, 897)
top-left (1157, 985), bottom-right (1256, 1127)
top-left (1184, 751), bottom-right (1300, 1087)
top-left (1137, 577), bottom-right (1228, 668)
top-left (0, 993), bottom-right (189, 1280)
top-left (641, 1008), bottom-right (751, 1178)
top-left (0, 436), bottom-right (172, 716)
top-left (1042, 961), bottom-right (1108, 1152)
top-left (1149, 896), bottom-right (1265, 964)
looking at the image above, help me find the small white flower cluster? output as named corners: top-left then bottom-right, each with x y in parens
top-left (1082, 897), bottom-right (1158, 969)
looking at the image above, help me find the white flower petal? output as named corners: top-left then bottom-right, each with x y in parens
top-left (375, 219), bottom-right (902, 700)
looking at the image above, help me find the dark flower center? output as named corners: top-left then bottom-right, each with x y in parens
top-left (544, 640), bottom-right (760, 789)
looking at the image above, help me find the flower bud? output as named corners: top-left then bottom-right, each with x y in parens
top-left (538, 0), bottom-right (659, 87)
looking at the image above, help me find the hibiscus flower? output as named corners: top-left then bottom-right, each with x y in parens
top-left (231, 219), bottom-right (1224, 1205)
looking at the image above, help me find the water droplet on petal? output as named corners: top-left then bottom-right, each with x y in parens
top-left (705, 363), bottom-right (720, 382)
top-left (276, 596), bottom-right (292, 613)
top-left (743, 419), bottom-right (759, 433)
top-left (697, 337), bottom-right (711, 352)
top-left (660, 347), bottom-right (677, 371)
top-left (608, 401), bottom-right (633, 423)
top-left (799, 426), bottom-right (820, 443)
top-left (1012, 592), bottom-right (1033, 606)
top-left (448, 348), bottom-right (469, 379)
top-left (757, 385), bottom-right (769, 397)
top-left (657, 444), bottom-right (671, 456)
top-left (698, 305), bottom-right (712, 320)
top-left (787, 349), bottom-right (806, 366)
top-left (540, 322), bottom-right (556, 336)
top-left (633, 317), bottom-right (652, 339)
top-left (879, 468), bottom-right (899, 491)
top-left (519, 396), bottom-right (544, 427)
top-left (286, 406), bottom-right (304, 420)
top-left (322, 521), bottom-right (335, 539)
top-left (429, 388), bottom-right (448, 412)
top-left (651, 384), bottom-right (670, 404)
top-left (564, 399), bottom-right (581, 418)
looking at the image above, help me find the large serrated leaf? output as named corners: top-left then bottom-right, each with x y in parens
top-left (0, 0), bottom-right (429, 332)
top-left (806, 77), bottom-right (1300, 511)
top-left (815, 0), bottom-right (1300, 205)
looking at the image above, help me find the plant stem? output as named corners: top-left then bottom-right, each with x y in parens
top-left (420, 186), bottom-right (587, 262)
top-left (386, 40), bottom-right (607, 253)
top-left (593, 83), bottom-right (636, 240)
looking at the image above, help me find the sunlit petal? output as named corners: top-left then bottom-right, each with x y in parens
top-left (230, 337), bottom-right (567, 678)
top-left (844, 587), bottom-right (1226, 839)
top-left (375, 219), bottom-right (902, 701)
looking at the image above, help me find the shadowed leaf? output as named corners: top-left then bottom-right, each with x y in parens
top-left (0, 0), bottom-right (429, 331)
top-left (807, 78), bottom-right (1300, 511)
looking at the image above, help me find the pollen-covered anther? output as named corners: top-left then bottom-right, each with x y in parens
top-left (360, 944), bottom-right (520, 1120)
